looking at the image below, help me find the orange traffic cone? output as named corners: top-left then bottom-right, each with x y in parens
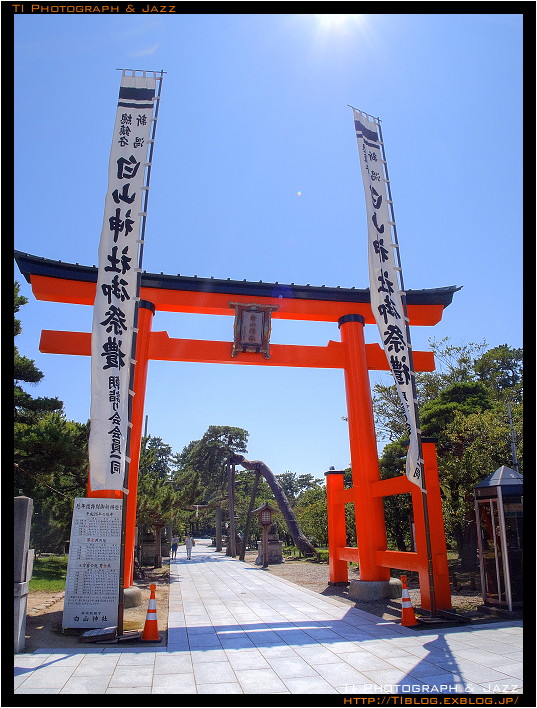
top-left (140, 584), bottom-right (162, 642)
top-left (400, 575), bottom-right (418, 627)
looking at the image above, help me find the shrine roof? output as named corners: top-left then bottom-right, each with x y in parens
top-left (14, 251), bottom-right (461, 308)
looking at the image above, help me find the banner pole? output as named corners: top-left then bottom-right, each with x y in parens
top-left (117, 69), bottom-right (165, 636)
top-left (117, 492), bottom-right (127, 636)
top-left (375, 118), bottom-right (437, 617)
top-left (138, 69), bottom-right (165, 272)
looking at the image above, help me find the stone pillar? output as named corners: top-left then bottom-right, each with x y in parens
top-left (14, 496), bottom-right (33, 653)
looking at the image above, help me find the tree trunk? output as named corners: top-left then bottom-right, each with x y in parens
top-left (453, 515), bottom-right (478, 572)
top-left (460, 515), bottom-right (478, 572)
top-left (394, 529), bottom-right (407, 552)
top-left (230, 454), bottom-right (317, 557)
top-left (154, 525), bottom-right (163, 568)
top-left (227, 458), bottom-right (237, 557)
top-left (140, 525), bottom-right (146, 567)
top-left (240, 471), bottom-right (260, 561)
top-left (215, 505), bottom-right (223, 552)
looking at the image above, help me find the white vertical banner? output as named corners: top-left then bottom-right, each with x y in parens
top-left (88, 73), bottom-right (156, 491)
top-left (352, 109), bottom-right (424, 489)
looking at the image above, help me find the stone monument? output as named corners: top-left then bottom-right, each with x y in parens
top-left (14, 496), bottom-right (34, 653)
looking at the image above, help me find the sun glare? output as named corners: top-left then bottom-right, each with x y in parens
top-left (315, 14), bottom-right (364, 31)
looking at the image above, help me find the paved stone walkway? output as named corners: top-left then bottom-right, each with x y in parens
top-left (14, 540), bottom-right (523, 694)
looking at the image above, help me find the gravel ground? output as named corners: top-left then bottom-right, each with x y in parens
top-left (23, 568), bottom-right (170, 651)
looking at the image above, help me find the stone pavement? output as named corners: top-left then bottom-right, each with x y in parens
top-left (14, 539), bottom-right (523, 695)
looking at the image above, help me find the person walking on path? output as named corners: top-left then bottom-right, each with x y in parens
top-left (170, 537), bottom-right (178, 559)
top-left (185, 534), bottom-right (195, 560)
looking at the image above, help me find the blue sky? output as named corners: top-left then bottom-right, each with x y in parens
top-left (14, 13), bottom-right (523, 479)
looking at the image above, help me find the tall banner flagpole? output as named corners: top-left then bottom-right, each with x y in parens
top-left (117, 68), bottom-right (165, 635)
top-left (63, 70), bottom-right (165, 637)
top-left (86, 68), bottom-right (164, 636)
top-left (89, 70), bottom-right (162, 494)
top-left (350, 106), bottom-right (437, 617)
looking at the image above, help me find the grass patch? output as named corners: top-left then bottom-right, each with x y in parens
top-left (314, 548), bottom-right (329, 563)
top-left (283, 545), bottom-right (330, 563)
top-left (29, 555), bottom-right (68, 592)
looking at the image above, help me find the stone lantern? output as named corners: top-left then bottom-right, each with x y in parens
top-left (253, 502), bottom-right (282, 567)
top-left (474, 466), bottom-right (523, 616)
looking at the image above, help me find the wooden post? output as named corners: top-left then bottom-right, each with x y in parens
top-left (154, 525), bottom-right (163, 569)
top-left (240, 472), bottom-right (261, 561)
top-left (227, 439), bottom-right (237, 557)
top-left (215, 505), bottom-right (222, 552)
top-left (124, 301), bottom-right (155, 586)
top-left (262, 524), bottom-right (269, 568)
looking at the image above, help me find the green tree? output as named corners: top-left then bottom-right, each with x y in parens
top-left (420, 381), bottom-right (494, 447)
top-left (371, 338), bottom-right (489, 442)
top-left (474, 344), bottom-right (523, 402)
top-left (378, 441), bottom-right (413, 551)
top-left (374, 340), bottom-right (523, 570)
top-left (438, 402), bottom-right (523, 569)
top-left (142, 436), bottom-right (174, 477)
top-left (295, 486), bottom-right (328, 547)
top-left (14, 282), bottom-right (62, 423)
top-left (14, 283), bottom-right (87, 550)
top-left (136, 434), bottom-right (211, 564)
top-left (15, 413), bottom-right (89, 552)
top-left (174, 425), bottom-right (249, 500)
top-left (137, 436), bottom-right (182, 567)
top-left (275, 471), bottom-right (324, 506)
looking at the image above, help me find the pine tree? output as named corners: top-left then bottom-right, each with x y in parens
top-left (14, 281), bottom-right (87, 551)
top-left (14, 282), bottom-right (62, 423)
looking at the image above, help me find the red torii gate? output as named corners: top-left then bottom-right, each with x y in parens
top-left (16, 251), bottom-right (460, 609)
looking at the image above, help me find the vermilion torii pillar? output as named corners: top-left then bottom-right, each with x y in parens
top-left (15, 251), bottom-right (458, 606)
top-left (82, 301), bottom-right (155, 589)
top-left (339, 314), bottom-right (390, 582)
